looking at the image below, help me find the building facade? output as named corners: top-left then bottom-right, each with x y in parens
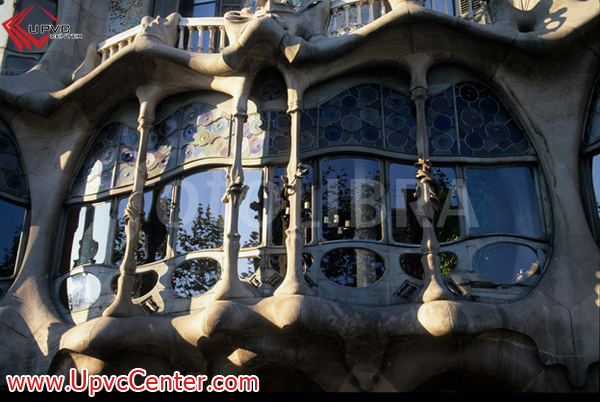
top-left (0, 0), bottom-right (598, 392)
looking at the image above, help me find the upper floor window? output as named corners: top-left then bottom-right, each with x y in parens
top-left (153, 0), bottom-right (245, 17)
top-left (0, 0), bottom-right (58, 75)
top-left (0, 120), bottom-right (30, 298)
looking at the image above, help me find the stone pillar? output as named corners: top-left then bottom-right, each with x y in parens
top-left (103, 86), bottom-right (164, 317)
top-left (274, 99), bottom-right (314, 296)
top-left (212, 108), bottom-right (259, 300)
top-left (411, 86), bottom-right (454, 303)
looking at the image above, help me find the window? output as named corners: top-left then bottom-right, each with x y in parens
top-left (153, 0), bottom-right (244, 17)
top-left (1, 0), bottom-right (58, 75)
top-left (295, 76), bottom-right (549, 303)
top-left (58, 72), bottom-right (551, 318)
top-left (581, 76), bottom-right (600, 246)
top-left (0, 120), bottom-right (29, 299)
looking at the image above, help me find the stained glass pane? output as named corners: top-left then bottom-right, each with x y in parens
top-left (242, 113), bottom-right (267, 158)
top-left (321, 248), bottom-right (385, 287)
top-left (383, 87), bottom-right (416, 154)
top-left (319, 84), bottom-right (385, 149)
top-left (322, 158), bottom-right (383, 241)
top-left (455, 82), bottom-right (530, 156)
top-left (466, 167), bottom-right (542, 238)
top-left (174, 102), bottom-right (231, 168)
top-left (472, 243), bottom-right (539, 284)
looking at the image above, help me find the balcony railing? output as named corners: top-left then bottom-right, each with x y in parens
top-left (97, 0), bottom-right (488, 64)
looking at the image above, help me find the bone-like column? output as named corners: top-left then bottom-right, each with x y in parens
top-left (411, 86), bottom-right (454, 303)
top-left (274, 99), bottom-right (314, 296)
top-left (103, 86), bottom-right (163, 317)
top-left (212, 108), bottom-right (259, 300)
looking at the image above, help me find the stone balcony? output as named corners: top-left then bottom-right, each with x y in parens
top-left (97, 0), bottom-right (488, 63)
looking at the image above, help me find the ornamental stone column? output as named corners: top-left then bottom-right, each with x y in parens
top-left (103, 85), bottom-right (164, 317)
top-left (274, 97), bottom-right (314, 296)
top-left (212, 105), bottom-right (259, 300)
top-left (401, 54), bottom-right (454, 303)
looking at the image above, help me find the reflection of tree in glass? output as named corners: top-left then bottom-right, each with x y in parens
top-left (0, 226), bottom-right (21, 277)
top-left (433, 167), bottom-right (460, 243)
top-left (322, 159), bottom-right (382, 241)
top-left (271, 166), bottom-right (312, 246)
top-left (321, 248), bottom-right (385, 287)
top-left (171, 258), bottom-right (221, 297)
top-left (113, 190), bottom-right (172, 266)
top-left (400, 252), bottom-right (457, 279)
top-left (177, 203), bottom-right (224, 252)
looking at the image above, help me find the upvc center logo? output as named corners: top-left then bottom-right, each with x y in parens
top-left (2, 3), bottom-right (81, 53)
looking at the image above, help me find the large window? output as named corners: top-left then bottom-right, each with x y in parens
top-left (0, 121), bottom-right (29, 299)
top-left (57, 73), bottom-right (551, 319)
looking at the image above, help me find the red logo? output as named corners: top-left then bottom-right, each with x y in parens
top-left (2, 4), bottom-right (58, 53)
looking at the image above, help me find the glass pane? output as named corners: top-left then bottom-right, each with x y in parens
top-left (61, 272), bottom-right (101, 311)
top-left (593, 154), bottom-right (600, 220)
top-left (110, 271), bottom-right (158, 299)
top-left (177, 170), bottom-right (227, 252)
top-left (400, 252), bottom-right (457, 279)
top-left (321, 248), bottom-right (385, 287)
top-left (466, 167), bottom-right (542, 238)
top-left (0, 199), bottom-right (26, 277)
top-left (390, 164), bottom-right (459, 244)
top-left (472, 243), bottom-right (539, 285)
top-left (322, 158), bottom-right (383, 241)
top-left (238, 256), bottom-right (260, 280)
top-left (7, 0), bottom-right (57, 54)
top-left (64, 202), bottom-right (111, 270)
top-left (113, 185), bottom-right (173, 266)
top-left (271, 165), bottom-right (312, 245)
top-left (171, 258), bottom-right (221, 297)
top-left (239, 169), bottom-right (263, 248)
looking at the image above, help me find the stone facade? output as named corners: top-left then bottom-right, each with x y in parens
top-left (0, 0), bottom-right (598, 392)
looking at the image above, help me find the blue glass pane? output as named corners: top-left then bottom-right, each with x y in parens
top-left (593, 154), bottom-right (600, 220)
top-left (455, 82), bottom-right (530, 156)
top-left (473, 243), bottom-right (539, 285)
top-left (466, 167), bottom-right (542, 238)
top-left (383, 87), bottom-right (416, 153)
top-left (319, 84), bottom-right (385, 149)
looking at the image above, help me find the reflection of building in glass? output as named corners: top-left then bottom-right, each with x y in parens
top-left (0, 0), bottom-right (598, 393)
